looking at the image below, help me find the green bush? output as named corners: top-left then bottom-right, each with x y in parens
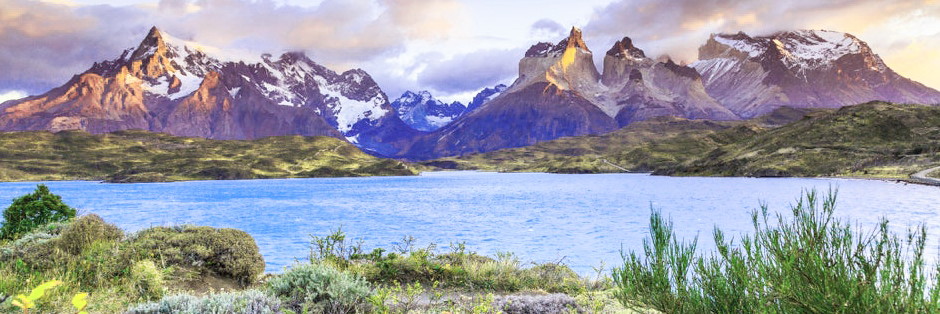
top-left (309, 230), bottom-right (591, 294)
top-left (56, 214), bottom-right (123, 254)
top-left (131, 260), bottom-right (166, 301)
top-left (128, 225), bottom-right (265, 284)
top-left (0, 221), bottom-right (67, 260)
top-left (0, 222), bottom-right (72, 271)
top-left (0, 184), bottom-right (76, 240)
top-left (125, 289), bottom-right (282, 314)
top-left (267, 263), bottom-right (372, 313)
top-left (613, 190), bottom-right (940, 313)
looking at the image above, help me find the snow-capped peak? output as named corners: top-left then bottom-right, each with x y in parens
top-left (606, 36), bottom-right (646, 59)
top-left (391, 90), bottom-right (466, 131)
top-left (106, 27), bottom-right (392, 138)
top-left (709, 30), bottom-right (870, 71)
top-left (524, 27), bottom-right (591, 58)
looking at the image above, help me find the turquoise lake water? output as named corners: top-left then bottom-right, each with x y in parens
top-left (1, 172), bottom-right (938, 274)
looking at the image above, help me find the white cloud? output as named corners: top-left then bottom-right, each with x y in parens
top-left (1, 0), bottom-right (937, 100)
top-left (0, 90), bottom-right (28, 103)
top-left (0, 0), bottom-right (467, 94)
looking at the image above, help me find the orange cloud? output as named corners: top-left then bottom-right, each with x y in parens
top-left (883, 43), bottom-right (940, 90)
top-left (0, 0), bottom-right (95, 37)
top-left (382, 0), bottom-right (466, 40)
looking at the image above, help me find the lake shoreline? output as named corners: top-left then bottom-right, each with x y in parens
top-left (0, 169), bottom-right (935, 186)
top-left (5, 171), bottom-right (938, 275)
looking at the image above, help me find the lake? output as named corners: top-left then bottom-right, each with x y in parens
top-left (1, 172), bottom-right (938, 274)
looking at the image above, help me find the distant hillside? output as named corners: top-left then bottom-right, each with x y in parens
top-left (0, 130), bottom-right (417, 182)
top-left (667, 102), bottom-right (940, 178)
top-left (433, 103), bottom-right (940, 179)
top-left (425, 116), bottom-right (761, 173)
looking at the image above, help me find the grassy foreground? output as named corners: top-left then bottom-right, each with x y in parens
top-left (615, 190), bottom-right (940, 313)
top-left (0, 216), bottom-right (623, 313)
top-left (432, 102), bottom-right (940, 179)
top-left (0, 130), bottom-right (417, 183)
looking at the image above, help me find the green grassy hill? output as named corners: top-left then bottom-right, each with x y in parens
top-left (425, 117), bottom-right (749, 173)
top-left (427, 107), bottom-right (821, 174)
top-left (667, 102), bottom-right (940, 178)
top-left (0, 130), bottom-right (417, 182)
top-left (433, 102), bottom-right (940, 179)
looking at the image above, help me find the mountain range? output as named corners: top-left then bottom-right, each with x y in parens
top-left (389, 84), bottom-right (506, 132)
top-left (0, 27), bottom-right (416, 156)
top-left (1, 26), bottom-right (938, 160)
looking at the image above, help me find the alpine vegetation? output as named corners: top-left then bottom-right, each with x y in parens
top-left (613, 190), bottom-right (940, 313)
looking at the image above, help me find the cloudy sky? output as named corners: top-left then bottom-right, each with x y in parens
top-left (1, 0), bottom-right (938, 104)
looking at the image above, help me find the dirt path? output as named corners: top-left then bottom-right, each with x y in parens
top-left (909, 166), bottom-right (940, 186)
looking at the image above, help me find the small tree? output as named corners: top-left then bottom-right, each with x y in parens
top-left (0, 184), bottom-right (76, 240)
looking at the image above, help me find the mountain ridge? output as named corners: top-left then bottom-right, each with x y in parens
top-left (389, 84), bottom-right (507, 132)
top-left (2, 26), bottom-right (939, 161)
top-left (692, 29), bottom-right (940, 118)
top-left (0, 26), bottom-right (417, 155)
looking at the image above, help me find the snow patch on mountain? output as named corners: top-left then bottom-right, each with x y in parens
top-left (425, 115), bottom-right (455, 127)
top-left (174, 73), bottom-right (203, 99)
top-left (712, 35), bottom-right (763, 58)
top-left (391, 91), bottom-right (465, 131)
top-left (125, 27), bottom-right (392, 139)
top-left (711, 30), bottom-right (868, 72)
top-left (330, 92), bottom-right (387, 133)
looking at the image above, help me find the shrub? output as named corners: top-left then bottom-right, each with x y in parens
top-left (128, 225), bottom-right (265, 284)
top-left (72, 240), bottom-right (129, 287)
top-left (125, 289), bottom-right (282, 314)
top-left (56, 214), bottom-right (123, 254)
top-left (131, 260), bottom-right (166, 301)
top-left (309, 230), bottom-right (590, 294)
top-left (0, 230), bottom-right (55, 260)
top-left (613, 190), bottom-right (940, 313)
top-left (494, 293), bottom-right (584, 314)
top-left (267, 263), bottom-right (372, 313)
top-left (0, 185), bottom-right (76, 240)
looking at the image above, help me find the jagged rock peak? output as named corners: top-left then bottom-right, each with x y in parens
top-left (278, 51), bottom-right (312, 63)
top-left (129, 26), bottom-right (167, 60)
top-left (661, 58), bottom-right (700, 79)
top-left (524, 42), bottom-right (555, 57)
top-left (524, 26), bottom-right (590, 57)
top-left (563, 27), bottom-right (590, 52)
top-left (607, 36), bottom-right (646, 59)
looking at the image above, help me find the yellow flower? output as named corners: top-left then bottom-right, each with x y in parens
top-left (72, 293), bottom-right (89, 314)
top-left (12, 280), bottom-right (63, 311)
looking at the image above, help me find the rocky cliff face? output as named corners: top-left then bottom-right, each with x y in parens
top-left (0, 27), bottom-right (416, 155)
top-left (396, 28), bottom-right (618, 159)
top-left (513, 27), bottom-right (601, 93)
top-left (399, 82), bottom-right (617, 159)
top-left (692, 30), bottom-right (940, 118)
top-left (599, 36), bottom-right (738, 126)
